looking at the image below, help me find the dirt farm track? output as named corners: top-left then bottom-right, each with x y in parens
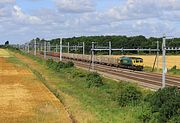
top-left (0, 49), bottom-right (71, 123)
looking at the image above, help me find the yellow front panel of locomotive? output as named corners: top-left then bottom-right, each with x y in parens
top-left (132, 59), bottom-right (143, 66)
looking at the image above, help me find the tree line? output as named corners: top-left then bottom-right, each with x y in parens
top-left (32, 35), bottom-right (180, 55)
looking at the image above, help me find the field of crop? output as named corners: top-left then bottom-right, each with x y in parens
top-left (107, 55), bottom-right (180, 69)
top-left (0, 49), bottom-right (11, 57)
top-left (0, 49), bottom-right (71, 123)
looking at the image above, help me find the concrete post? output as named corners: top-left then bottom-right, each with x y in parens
top-left (60, 38), bottom-right (62, 61)
top-left (138, 48), bottom-right (140, 55)
top-left (28, 43), bottom-right (29, 53)
top-left (49, 42), bottom-right (51, 52)
top-left (83, 42), bottom-right (85, 55)
top-left (157, 41), bottom-right (159, 72)
top-left (109, 41), bottom-right (112, 55)
top-left (38, 42), bottom-right (41, 52)
top-left (162, 37), bottom-right (166, 88)
top-left (56, 44), bottom-right (58, 53)
top-left (68, 42), bottom-right (70, 54)
top-left (44, 41), bottom-right (46, 59)
top-left (24, 44), bottom-right (26, 52)
top-left (92, 42), bottom-right (95, 71)
top-left (40, 44), bottom-right (42, 51)
top-left (34, 39), bottom-right (36, 56)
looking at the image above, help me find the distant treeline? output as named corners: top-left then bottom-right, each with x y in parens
top-left (33, 35), bottom-right (180, 55)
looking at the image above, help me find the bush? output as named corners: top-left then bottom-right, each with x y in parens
top-left (56, 61), bottom-right (65, 71)
top-left (65, 61), bottom-right (74, 68)
top-left (170, 65), bottom-right (177, 70)
top-left (168, 65), bottom-right (180, 75)
top-left (138, 105), bottom-right (152, 123)
top-left (117, 85), bottom-right (142, 107)
top-left (71, 70), bottom-right (86, 78)
top-left (146, 86), bottom-right (180, 123)
top-left (86, 72), bottom-right (103, 88)
top-left (46, 59), bottom-right (54, 66)
top-left (168, 115), bottom-right (180, 123)
top-left (46, 59), bottom-right (74, 71)
top-left (46, 59), bottom-right (58, 69)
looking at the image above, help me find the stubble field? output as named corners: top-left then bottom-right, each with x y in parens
top-left (0, 49), bottom-right (71, 123)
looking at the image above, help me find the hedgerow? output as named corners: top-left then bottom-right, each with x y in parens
top-left (144, 86), bottom-right (180, 123)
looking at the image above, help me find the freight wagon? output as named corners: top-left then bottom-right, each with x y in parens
top-left (39, 52), bottom-right (143, 71)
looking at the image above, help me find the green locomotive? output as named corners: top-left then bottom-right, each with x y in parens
top-left (118, 56), bottom-right (144, 71)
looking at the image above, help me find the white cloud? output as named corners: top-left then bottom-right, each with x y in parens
top-left (132, 19), bottom-right (173, 34)
top-left (54, 0), bottom-right (95, 13)
top-left (12, 5), bottom-right (41, 24)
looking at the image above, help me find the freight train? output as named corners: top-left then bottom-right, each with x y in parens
top-left (40, 52), bottom-right (144, 71)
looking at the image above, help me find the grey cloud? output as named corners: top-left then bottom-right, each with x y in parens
top-left (0, 0), bottom-right (15, 17)
top-left (0, 0), bottom-right (15, 5)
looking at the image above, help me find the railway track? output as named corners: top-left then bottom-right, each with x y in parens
top-left (36, 52), bottom-right (180, 90)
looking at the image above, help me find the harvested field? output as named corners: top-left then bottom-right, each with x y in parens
top-left (0, 49), bottom-right (11, 57)
top-left (0, 49), bottom-right (71, 123)
top-left (106, 55), bottom-right (180, 69)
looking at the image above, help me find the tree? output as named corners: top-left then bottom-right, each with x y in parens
top-left (36, 37), bottom-right (40, 42)
top-left (5, 41), bottom-right (9, 45)
top-left (27, 35), bottom-right (180, 55)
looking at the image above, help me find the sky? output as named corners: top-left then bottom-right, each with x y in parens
top-left (0, 0), bottom-right (180, 44)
